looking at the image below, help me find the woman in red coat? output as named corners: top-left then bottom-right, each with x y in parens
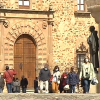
top-left (59, 68), bottom-right (69, 93)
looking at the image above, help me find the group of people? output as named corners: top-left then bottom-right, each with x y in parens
top-left (0, 56), bottom-right (96, 94)
top-left (0, 66), bottom-right (28, 93)
top-left (34, 57), bottom-right (96, 93)
top-left (12, 76), bottom-right (28, 93)
top-left (36, 64), bottom-right (79, 93)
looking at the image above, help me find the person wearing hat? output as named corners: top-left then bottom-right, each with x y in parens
top-left (3, 66), bottom-right (17, 93)
top-left (0, 73), bottom-right (5, 93)
top-left (39, 63), bottom-right (51, 93)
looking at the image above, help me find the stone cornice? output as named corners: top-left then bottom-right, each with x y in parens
top-left (0, 8), bottom-right (55, 14)
top-left (74, 11), bottom-right (91, 17)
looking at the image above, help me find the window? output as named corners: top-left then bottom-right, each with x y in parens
top-left (76, 42), bottom-right (88, 70)
top-left (77, 54), bottom-right (85, 68)
top-left (77, 0), bottom-right (85, 11)
top-left (19, 0), bottom-right (30, 9)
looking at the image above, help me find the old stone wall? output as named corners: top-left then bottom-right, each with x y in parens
top-left (50, 0), bottom-right (98, 72)
top-left (0, 0), bottom-right (98, 72)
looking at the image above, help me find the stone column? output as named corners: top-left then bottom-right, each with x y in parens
top-left (47, 4), bottom-right (54, 70)
top-left (48, 21), bottom-right (53, 69)
top-left (0, 18), bottom-right (5, 72)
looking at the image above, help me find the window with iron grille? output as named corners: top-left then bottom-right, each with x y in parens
top-left (77, 54), bottom-right (86, 68)
top-left (77, 0), bottom-right (85, 11)
top-left (19, 0), bottom-right (30, 9)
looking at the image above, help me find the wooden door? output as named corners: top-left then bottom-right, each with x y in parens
top-left (14, 34), bottom-right (36, 88)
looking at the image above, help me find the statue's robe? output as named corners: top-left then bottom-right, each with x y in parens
top-left (87, 31), bottom-right (99, 70)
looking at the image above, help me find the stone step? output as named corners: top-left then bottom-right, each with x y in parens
top-left (0, 93), bottom-right (100, 100)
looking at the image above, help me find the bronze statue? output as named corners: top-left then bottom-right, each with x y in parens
top-left (87, 26), bottom-right (99, 73)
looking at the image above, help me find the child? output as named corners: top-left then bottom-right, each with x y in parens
top-left (66, 67), bottom-right (79, 93)
top-left (20, 75), bottom-right (28, 93)
top-left (13, 78), bottom-right (20, 93)
top-left (34, 77), bottom-right (38, 93)
top-left (12, 77), bottom-right (16, 93)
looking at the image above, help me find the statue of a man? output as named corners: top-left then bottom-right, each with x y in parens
top-left (87, 26), bottom-right (99, 73)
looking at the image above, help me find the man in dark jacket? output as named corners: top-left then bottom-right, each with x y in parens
top-left (39, 63), bottom-right (51, 93)
top-left (0, 73), bottom-right (5, 93)
top-left (20, 75), bottom-right (28, 93)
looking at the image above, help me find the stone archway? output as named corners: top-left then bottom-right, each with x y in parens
top-left (4, 20), bottom-right (47, 76)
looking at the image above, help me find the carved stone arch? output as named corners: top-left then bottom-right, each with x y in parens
top-left (4, 20), bottom-right (47, 70)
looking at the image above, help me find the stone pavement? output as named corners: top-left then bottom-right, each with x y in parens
top-left (0, 93), bottom-right (100, 100)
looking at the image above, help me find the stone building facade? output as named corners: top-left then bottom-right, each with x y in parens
top-left (0, 0), bottom-right (98, 89)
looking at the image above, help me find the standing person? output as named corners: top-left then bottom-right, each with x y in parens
top-left (3, 66), bottom-right (17, 93)
top-left (0, 73), bottom-right (5, 93)
top-left (52, 65), bottom-right (61, 93)
top-left (66, 67), bottom-right (79, 93)
top-left (13, 78), bottom-right (20, 93)
top-left (59, 68), bottom-right (69, 93)
top-left (34, 77), bottom-right (38, 93)
top-left (20, 75), bottom-right (28, 93)
top-left (49, 74), bottom-right (53, 93)
top-left (12, 77), bottom-right (16, 93)
top-left (79, 57), bottom-right (95, 93)
top-left (39, 63), bottom-right (51, 93)
top-left (87, 26), bottom-right (99, 73)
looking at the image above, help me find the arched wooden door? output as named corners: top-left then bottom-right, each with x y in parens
top-left (14, 34), bottom-right (36, 88)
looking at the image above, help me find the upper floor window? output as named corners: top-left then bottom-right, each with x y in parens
top-left (19, 0), bottom-right (30, 9)
top-left (77, 0), bottom-right (85, 11)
